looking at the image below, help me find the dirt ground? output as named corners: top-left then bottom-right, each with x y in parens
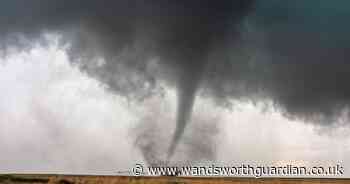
top-left (1, 174), bottom-right (349, 184)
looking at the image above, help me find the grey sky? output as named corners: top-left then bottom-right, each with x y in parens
top-left (1, 37), bottom-right (349, 176)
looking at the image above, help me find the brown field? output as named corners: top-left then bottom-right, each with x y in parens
top-left (0, 175), bottom-right (349, 184)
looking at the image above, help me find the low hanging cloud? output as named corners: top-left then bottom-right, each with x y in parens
top-left (1, 0), bottom-right (350, 159)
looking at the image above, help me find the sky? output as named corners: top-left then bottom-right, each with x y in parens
top-left (1, 0), bottom-right (350, 178)
top-left (0, 37), bottom-right (349, 176)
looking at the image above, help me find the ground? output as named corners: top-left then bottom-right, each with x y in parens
top-left (0, 175), bottom-right (349, 184)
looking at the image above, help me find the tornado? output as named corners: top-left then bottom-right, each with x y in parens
top-left (165, 1), bottom-right (256, 159)
top-left (168, 57), bottom-right (206, 159)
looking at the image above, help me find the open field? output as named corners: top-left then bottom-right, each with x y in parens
top-left (0, 175), bottom-right (350, 184)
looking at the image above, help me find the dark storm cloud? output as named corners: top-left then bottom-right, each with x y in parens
top-left (249, 0), bottom-right (350, 124)
top-left (200, 0), bottom-right (350, 126)
top-left (2, 0), bottom-right (350, 157)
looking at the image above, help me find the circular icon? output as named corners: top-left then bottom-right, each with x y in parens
top-left (132, 164), bottom-right (144, 176)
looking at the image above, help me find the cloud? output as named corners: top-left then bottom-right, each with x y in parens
top-left (0, 44), bottom-right (140, 174)
top-left (1, 43), bottom-right (350, 176)
top-left (1, 0), bottom-right (350, 159)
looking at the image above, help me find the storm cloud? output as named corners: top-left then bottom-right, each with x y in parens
top-left (1, 0), bottom-right (350, 160)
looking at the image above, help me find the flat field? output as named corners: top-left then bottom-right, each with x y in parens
top-left (0, 175), bottom-right (349, 184)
